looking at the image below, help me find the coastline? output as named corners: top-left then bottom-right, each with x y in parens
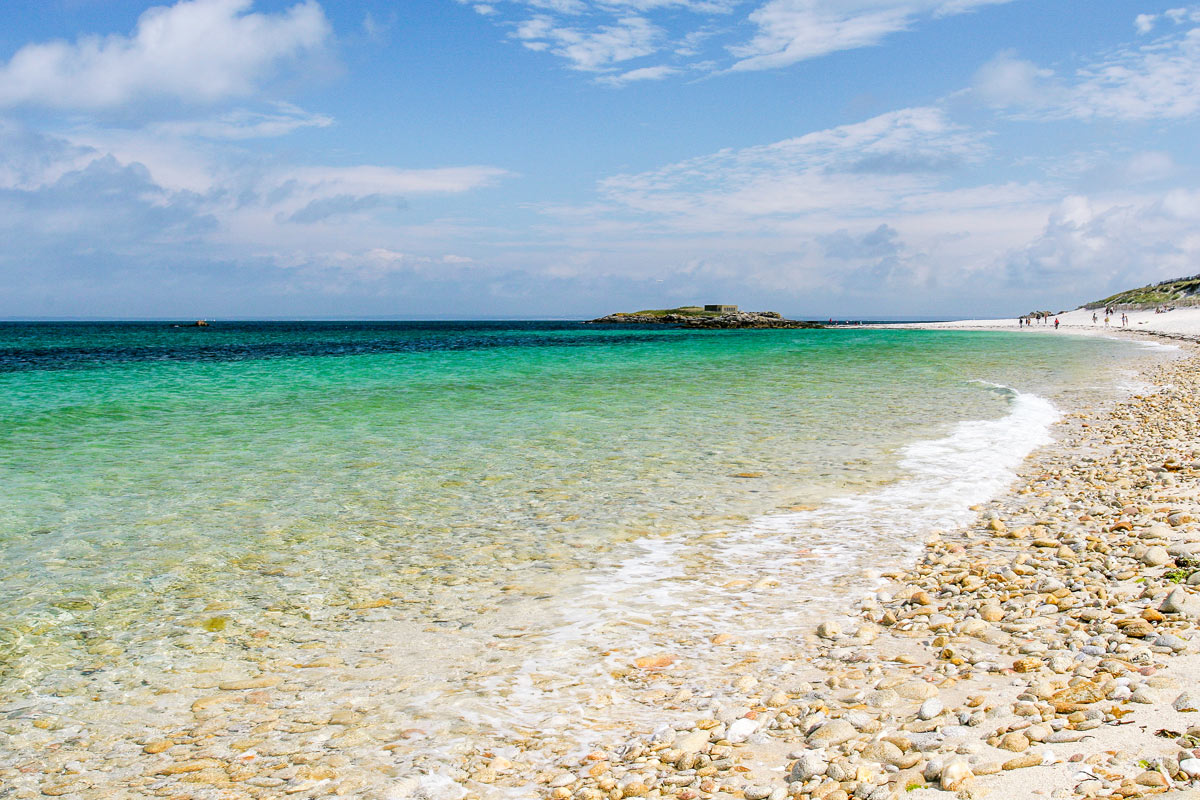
top-left (524, 326), bottom-right (1200, 800)
top-left (872, 306), bottom-right (1200, 345)
top-left (6, 325), bottom-right (1200, 800)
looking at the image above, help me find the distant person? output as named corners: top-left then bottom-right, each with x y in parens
top-left (1092, 312), bottom-right (1097, 324)
top-left (1054, 317), bottom-right (1059, 329)
top-left (1104, 315), bottom-right (1110, 327)
top-left (1122, 313), bottom-right (1128, 327)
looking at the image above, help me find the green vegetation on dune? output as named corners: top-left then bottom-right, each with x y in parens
top-left (1087, 275), bottom-right (1200, 309)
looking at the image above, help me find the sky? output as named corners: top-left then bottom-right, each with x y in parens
top-left (1, 1), bottom-right (1199, 319)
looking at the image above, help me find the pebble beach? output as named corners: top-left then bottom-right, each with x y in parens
top-left (4, 321), bottom-right (1200, 800)
top-left (511, 322), bottom-right (1200, 800)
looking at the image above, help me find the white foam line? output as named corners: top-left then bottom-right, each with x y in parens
top-left (544, 384), bottom-right (1061, 649)
top-left (431, 385), bottom-right (1064, 793)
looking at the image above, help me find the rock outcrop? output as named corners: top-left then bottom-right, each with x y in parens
top-left (588, 310), bottom-right (823, 329)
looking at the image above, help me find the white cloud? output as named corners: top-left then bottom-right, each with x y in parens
top-left (469, 0), bottom-right (1016, 82)
top-left (597, 107), bottom-right (988, 224)
top-left (0, 115), bottom-right (511, 279)
top-left (1124, 150), bottom-right (1175, 182)
top-left (972, 50), bottom-right (1059, 109)
top-left (1003, 190), bottom-right (1200, 292)
top-left (729, 1), bottom-right (913, 71)
top-left (730, 0), bottom-right (1017, 72)
top-left (515, 14), bottom-right (663, 70)
top-left (973, 18), bottom-right (1200, 120)
top-left (596, 64), bottom-right (681, 85)
top-left (284, 165), bottom-right (509, 197)
top-left (1067, 27), bottom-right (1200, 119)
top-left (150, 104), bottom-right (333, 140)
top-left (0, 0), bottom-right (331, 110)
top-left (1135, 13), bottom-right (1158, 34)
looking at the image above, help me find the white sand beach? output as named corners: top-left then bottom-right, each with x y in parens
top-left (888, 306), bottom-right (1200, 342)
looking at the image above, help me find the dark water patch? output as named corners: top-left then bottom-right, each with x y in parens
top-left (0, 321), bottom-right (716, 372)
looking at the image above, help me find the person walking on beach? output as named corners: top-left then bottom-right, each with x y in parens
top-left (1105, 314), bottom-right (1110, 327)
top-left (1093, 312), bottom-right (1098, 324)
top-left (1054, 317), bottom-right (1060, 329)
top-left (1122, 312), bottom-right (1128, 327)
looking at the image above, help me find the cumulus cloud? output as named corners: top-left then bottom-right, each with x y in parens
top-left (0, 116), bottom-right (511, 290)
top-left (1002, 192), bottom-right (1200, 294)
top-left (971, 50), bottom-right (1060, 109)
top-left (0, 153), bottom-right (218, 258)
top-left (0, 0), bottom-right (332, 110)
top-left (820, 224), bottom-right (902, 259)
top-left (1135, 13), bottom-right (1158, 34)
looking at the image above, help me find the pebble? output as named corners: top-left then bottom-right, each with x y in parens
top-left (788, 751), bottom-right (828, 782)
top-left (808, 719), bottom-right (857, 747)
top-left (1161, 588), bottom-right (1200, 619)
top-left (1155, 633), bottom-right (1189, 652)
top-left (817, 621), bottom-right (841, 639)
top-left (675, 730), bottom-right (710, 754)
top-left (862, 740), bottom-right (904, 766)
top-left (1142, 546), bottom-right (1171, 566)
top-left (918, 698), bottom-right (943, 720)
top-left (940, 758), bottom-right (974, 791)
top-left (998, 732), bottom-right (1030, 752)
top-left (1002, 752), bottom-right (1042, 770)
top-left (1174, 691), bottom-right (1200, 712)
top-left (725, 717), bottom-right (758, 743)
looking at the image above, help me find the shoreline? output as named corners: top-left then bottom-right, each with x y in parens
top-left (524, 328), bottom-right (1200, 800)
top-left (6, 326), bottom-right (1200, 800)
top-left (870, 307), bottom-right (1200, 346)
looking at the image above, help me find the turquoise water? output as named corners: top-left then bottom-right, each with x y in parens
top-left (0, 321), bottom-right (1154, 795)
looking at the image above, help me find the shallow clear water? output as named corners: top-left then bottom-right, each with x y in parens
top-left (0, 321), bottom-right (1154, 795)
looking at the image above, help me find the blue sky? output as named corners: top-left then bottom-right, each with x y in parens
top-left (1, 0), bottom-right (1199, 318)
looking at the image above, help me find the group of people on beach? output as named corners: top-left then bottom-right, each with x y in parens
top-left (1018, 312), bottom-right (1054, 328)
top-left (1091, 306), bottom-right (1129, 327)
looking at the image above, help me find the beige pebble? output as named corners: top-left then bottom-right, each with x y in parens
top-left (218, 675), bottom-right (281, 691)
top-left (1002, 752), bottom-right (1042, 770)
top-left (997, 732), bottom-right (1029, 752)
top-left (158, 758), bottom-right (223, 776)
top-left (1134, 770), bottom-right (1169, 788)
top-left (296, 656), bottom-right (343, 668)
top-left (189, 695), bottom-right (225, 713)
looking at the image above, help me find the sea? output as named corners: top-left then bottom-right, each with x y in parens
top-left (0, 321), bottom-right (1166, 797)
